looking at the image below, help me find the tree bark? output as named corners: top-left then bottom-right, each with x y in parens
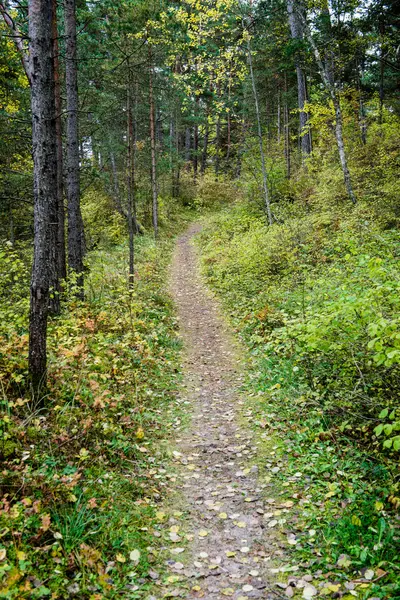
top-left (287, 0), bottom-right (312, 157)
top-left (52, 0), bottom-right (66, 296)
top-left (284, 74), bottom-right (291, 178)
top-left (65, 0), bottom-right (84, 294)
top-left (148, 48), bottom-right (158, 238)
top-left (201, 114), bottom-right (209, 175)
top-left (28, 0), bottom-right (58, 396)
top-left (298, 4), bottom-right (356, 203)
top-left (0, 2), bottom-right (31, 84)
top-left (126, 85), bottom-right (134, 288)
top-left (184, 127), bottom-right (191, 163)
top-left (245, 25), bottom-right (273, 225)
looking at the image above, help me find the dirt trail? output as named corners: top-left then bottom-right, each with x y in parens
top-left (167, 224), bottom-right (279, 599)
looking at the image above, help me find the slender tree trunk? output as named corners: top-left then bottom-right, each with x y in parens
top-left (184, 127), bottom-right (191, 163)
top-left (65, 0), bottom-right (84, 293)
top-left (201, 117), bottom-right (209, 175)
top-left (284, 75), bottom-right (290, 178)
top-left (215, 116), bottom-right (221, 178)
top-left (148, 49), bottom-right (158, 238)
top-left (277, 89), bottom-right (281, 144)
top-left (193, 96), bottom-right (199, 179)
top-left (226, 73), bottom-right (232, 163)
top-left (0, 2), bottom-right (31, 83)
top-left (287, 0), bottom-right (312, 157)
top-left (126, 83), bottom-right (134, 288)
top-left (359, 95), bottom-right (367, 146)
top-left (8, 201), bottom-right (14, 246)
top-left (28, 0), bottom-right (58, 396)
top-left (298, 5), bottom-right (356, 203)
top-left (173, 112), bottom-right (181, 197)
top-left (245, 25), bottom-right (273, 225)
top-left (379, 18), bottom-right (385, 125)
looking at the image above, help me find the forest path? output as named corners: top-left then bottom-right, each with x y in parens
top-left (166, 224), bottom-right (278, 600)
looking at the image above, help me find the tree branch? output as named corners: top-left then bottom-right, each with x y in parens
top-left (0, 2), bottom-right (31, 85)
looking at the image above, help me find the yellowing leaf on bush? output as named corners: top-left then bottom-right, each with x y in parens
top-left (78, 448), bottom-right (89, 460)
top-left (0, 548), bottom-right (6, 561)
top-left (16, 551), bottom-right (26, 561)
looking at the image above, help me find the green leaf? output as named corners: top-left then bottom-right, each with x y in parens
top-left (374, 424), bottom-right (383, 436)
top-left (379, 408), bottom-right (389, 419)
top-left (384, 424), bottom-right (393, 436)
top-left (383, 439), bottom-right (392, 449)
top-left (393, 437), bottom-right (400, 451)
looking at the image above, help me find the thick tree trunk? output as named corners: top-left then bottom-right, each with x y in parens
top-left (28, 0), bottom-right (58, 396)
top-left (148, 51), bottom-right (158, 238)
top-left (246, 29), bottom-right (273, 225)
top-left (287, 0), bottom-right (312, 157)
top-left (65, 0), bottom-right (84, 294)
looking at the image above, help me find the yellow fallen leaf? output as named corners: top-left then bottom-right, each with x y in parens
top-left (17, 551), bottom-right (26, 561)
top-left (219, 512), bottom-right (228, 519)
top-left (136, 427), bottom-right (144, 440)
top-left (198, 530), bottom-right (208, 537)
top-left (236, 521), bottom-right (246, 528)
top-left (116, 553), bottom-right (126, 563)
top-left (222, 589), bottom-right (235, 596)
top-left (225, 551), bottom-right (236, 558)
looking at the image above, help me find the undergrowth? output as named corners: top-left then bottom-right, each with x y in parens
top-left (0, 224), bottom-right (188, 598)
top-left (197, 201), bottom-right (400, 599)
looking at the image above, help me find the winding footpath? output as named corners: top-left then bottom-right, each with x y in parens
top-left (165, 225), bottom-right (282, 600)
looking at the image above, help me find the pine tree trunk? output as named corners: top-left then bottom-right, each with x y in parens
top-left (246, 27), bottom-right (273, 225)
top-left (193, 96), bottom-right (199, 179)
top-left (28, 0), bottom-right (58, 397)
top-left (287, 0), bottom-right (312, 157)
top-left (185, 127), bottom-right (191, 163)
top-left (201, 117), bottom-right (209, 175)
top-left (51, 0), bottom-right (65, 311)
top-left (65, 0), bottom-right (84, 294)
top-left (148, 50), bottom-right (158, 238)
top-left (126, 84), bottom-right (134, 288)
top-left (215, 116), bottom-right (221, 179)
top-left (277, 89), bottom-right (281, 144)
top-left (284, 75), bottom-right (291, 178)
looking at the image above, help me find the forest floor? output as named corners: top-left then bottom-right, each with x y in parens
top-left (162, 224), bottom-right (285, 599)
